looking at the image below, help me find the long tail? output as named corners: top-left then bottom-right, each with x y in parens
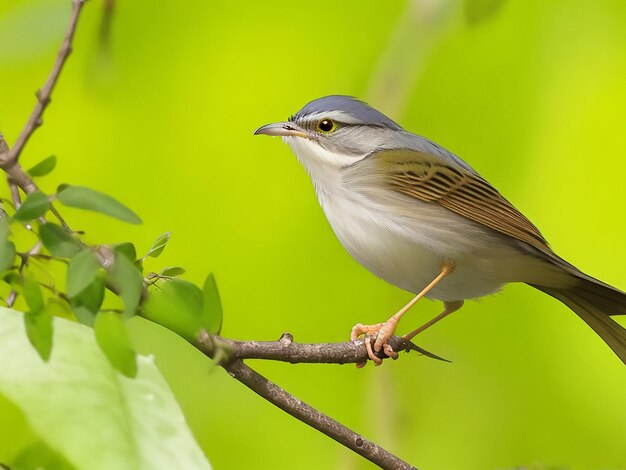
top-left (532, 276), bottom-right (626, 365)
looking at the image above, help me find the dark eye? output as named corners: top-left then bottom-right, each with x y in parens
top-left (316, 119), bottom-right (336, 133)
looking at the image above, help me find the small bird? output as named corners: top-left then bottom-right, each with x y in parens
top-left (255, 95), bottom-right (626, 366)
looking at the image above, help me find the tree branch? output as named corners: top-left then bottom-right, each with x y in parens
top-left (199, 331), bottom-right (449, 364)
top-left (197, 331), bottom-right (428, 469)
top-left (0, 0), bottom-right (86, 169)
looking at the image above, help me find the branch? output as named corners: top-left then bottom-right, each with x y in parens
top-left (0, 0), bottom-right (86, 169)
top-left (200, 332), bottom-right (449, 364)
top-left (197, 331), bottom-right (428, 469)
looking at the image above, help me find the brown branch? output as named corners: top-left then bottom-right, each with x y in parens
top-left (0, 0), bottom-right (86, 169)
top-left (197, 331), bottom-right (428, 469)
top-left (200, 332), bottom-right (449, 364)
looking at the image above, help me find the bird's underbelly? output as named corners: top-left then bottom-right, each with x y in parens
top-left (319, 192), bottom-right (525, 302)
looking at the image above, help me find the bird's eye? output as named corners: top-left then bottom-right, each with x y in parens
top-left (316, 119), bottom-right (336, 133)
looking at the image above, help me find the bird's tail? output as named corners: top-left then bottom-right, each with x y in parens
top-left (532, 275), bottom-right (626, 365)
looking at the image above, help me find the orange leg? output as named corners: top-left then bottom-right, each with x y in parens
top-left (351, 261), bottom-right (455, 366)
top-left (403, 300), bottom-right (464, 341)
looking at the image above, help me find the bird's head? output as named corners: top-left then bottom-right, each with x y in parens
top-left (254, 95), bottom-right (403, 183)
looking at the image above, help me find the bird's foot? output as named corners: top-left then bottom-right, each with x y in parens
top-left (351, 321), bottom-right (400, 367)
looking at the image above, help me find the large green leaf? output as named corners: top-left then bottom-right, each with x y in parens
top-left (57, 185), bottom-right (142, 225)
top-left (0, 307), bottom-right (211, 470)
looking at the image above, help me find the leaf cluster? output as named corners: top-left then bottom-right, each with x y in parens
top-left (1, 156), bottom-right (223, 377)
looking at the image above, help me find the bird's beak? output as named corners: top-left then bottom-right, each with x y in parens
top-left (253, 122), bottom-right (307, 138)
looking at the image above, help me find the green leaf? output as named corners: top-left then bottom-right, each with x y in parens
top-left (24, 311), bottom-right (53, 361)
top-left (94, 312), bottom-right (137, 378)
top-left (0, 240), bottom-right (16, 273)
top-left (0, 307), bottom-right (212, 470)
top-left (27, 155), bottom-right (57, 177)
top-left (66, 250), bottom-right (101, 297)
top-left (109, 252), bottom-right (143, 318)
top-left (143, 279), bottom-right (204, 341)
top-left (0, 220), bottom-right (15, 273)
top-left (39, 223), bottom-right (82, 258)
top-left (112, 242), bottom-right (136, 261)
top-left (145, 232), bottom-right (171, 258)
top-left (57, 185), bottom-right (142, 224)
top-left (13, 191), bottom-right (50, 221)
top-left (160, 266), bottom-right (186, 277)
top-left (0, 217), bottom-right (10, 240)
top-left (70, 273), bottom-right (105, 326)
top-left (22, 277), bottom-right (45, 313)
top-left (44, 297), bottom-right (73, 320)
top-left (202, 273), bottom-right (223, 335)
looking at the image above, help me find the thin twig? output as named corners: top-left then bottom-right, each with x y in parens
top-left (0, 0), bottom-right (86, 169)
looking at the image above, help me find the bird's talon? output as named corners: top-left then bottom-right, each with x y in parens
top-left (383, 343), bottom-right (399, 360)
top-left (365, 336), bottom-right (383, 366)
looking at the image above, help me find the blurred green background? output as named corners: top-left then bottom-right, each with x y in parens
top-left (2, 0), bottom-right (626, 468)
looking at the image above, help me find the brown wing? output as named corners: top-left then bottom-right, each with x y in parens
top-left (374, 149), bottom-right (551, 254)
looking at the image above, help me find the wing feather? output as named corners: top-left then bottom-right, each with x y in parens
top-left (372, 149), bottom-right (551, 253)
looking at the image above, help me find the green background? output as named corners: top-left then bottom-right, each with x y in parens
top-left (1, 0), bottom-right (626, 468)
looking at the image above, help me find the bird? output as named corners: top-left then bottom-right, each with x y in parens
top-left (254, 95), bottom-right (626, 366)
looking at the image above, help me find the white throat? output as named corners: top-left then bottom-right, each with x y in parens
top-left (284, 136), bottom-right (364, 198)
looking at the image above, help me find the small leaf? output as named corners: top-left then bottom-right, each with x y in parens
top-left (94, 312), bottom-right (137, 377)
top-left (112, 242), bottom-right (136, 261)
top-left (44, 297), bottom-right (73, 320)
top-left (70, 274), bottom-right (105, 326)
top-left (143, 279), bottom-right (204, 341)
top-left (145, 232), bottom-right (171, 258)
top-left (0, 240), bottom-right (16, 273)
top-left (25, 311), bottom-right (53, 361)
top-left (159, 266), bottom-right (186, 277)
top-left (22, 277), bottom-right (45, 313)
top-left (109, 252), bottom-right (143, 318)
top-left (13, 191), bottom-right (50, 221)
top-left (27, 155), bottom-right (57, 177)
top-left (0, 220), bottom-right (15, 272)
top-left (0, 218), bottom-right (9, 240)
top-left (202, 273), bottom-right (223, 335)
top-left (57, 185), bottom-right (142, 224)
top-left (67, 250), bottom-right (101, 297)
top-left (39, 223), bottom-right (82, 258)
